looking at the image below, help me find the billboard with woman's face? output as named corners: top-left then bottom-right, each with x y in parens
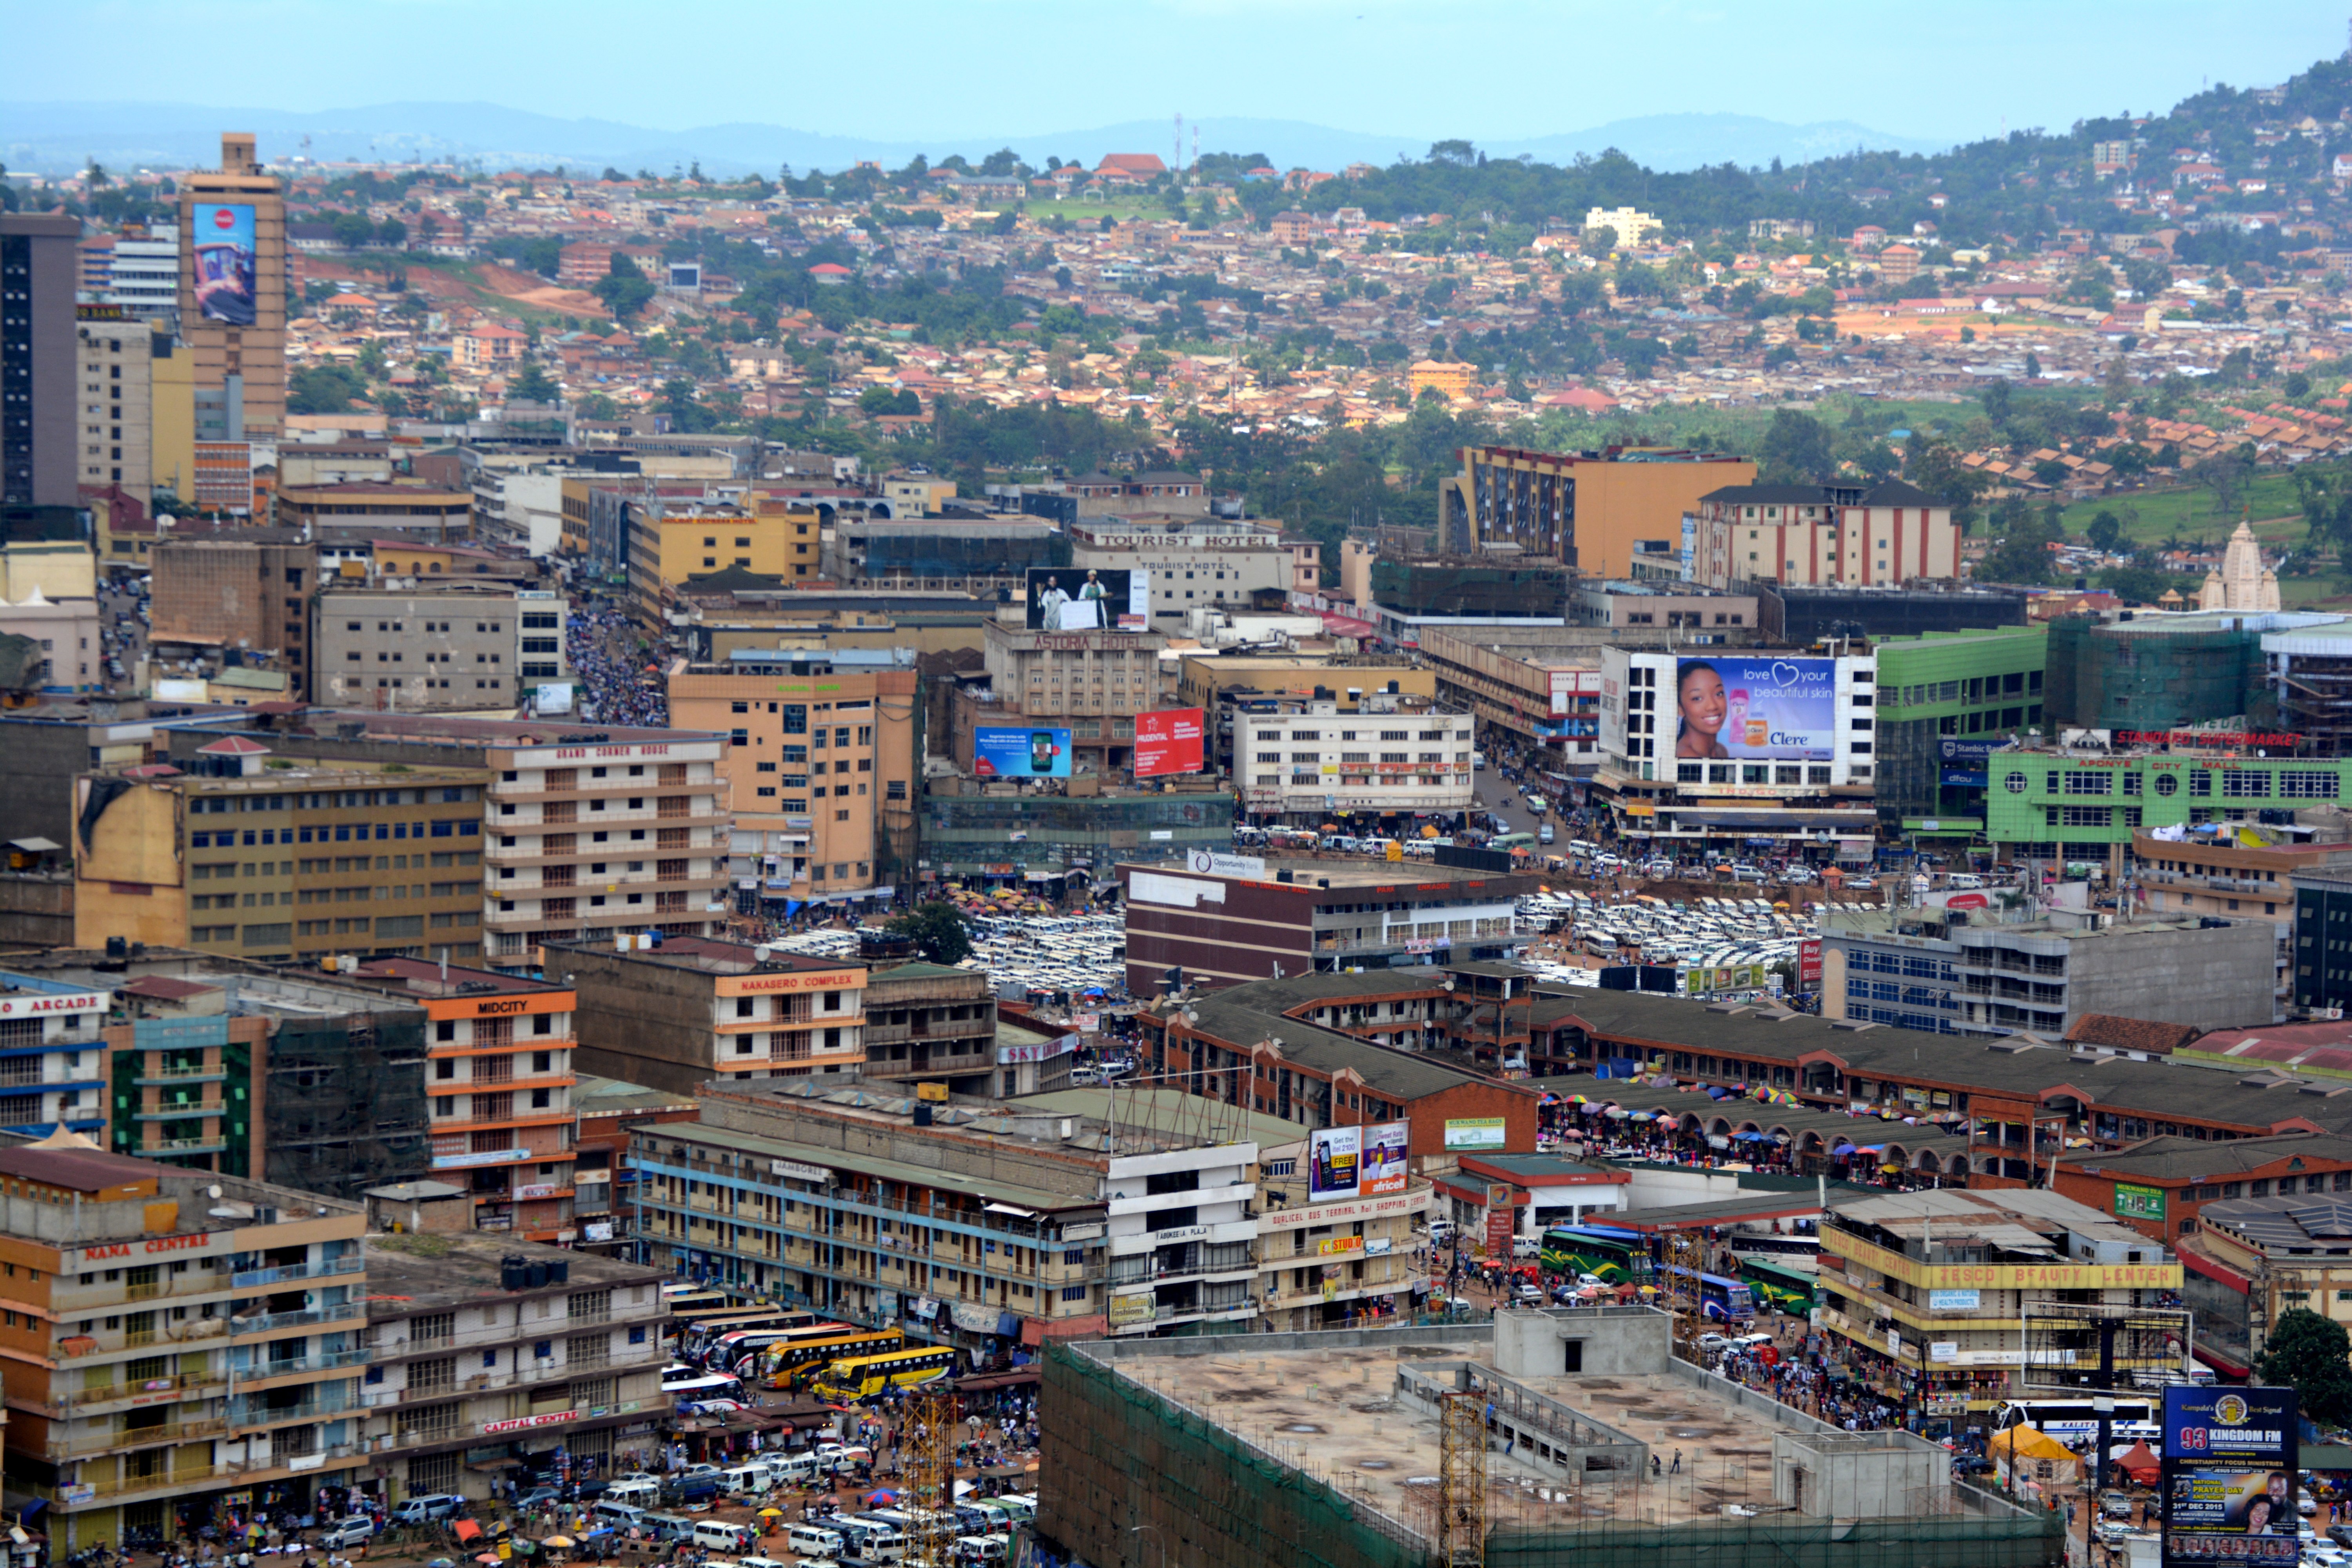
top-left (1673, 656), bottom-right (1838, 763)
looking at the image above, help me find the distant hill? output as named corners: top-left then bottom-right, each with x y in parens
top-left (0, 101), bottom-right (1942, 180)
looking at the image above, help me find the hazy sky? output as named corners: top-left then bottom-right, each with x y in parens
top-left (8, 0), bottom-right (2350, 145)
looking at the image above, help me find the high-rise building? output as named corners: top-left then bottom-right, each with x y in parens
top-left (177, 134), bottom-right (287, 440)
top-left (73, 307), bottom-right (154, 496)
top-left (668, 648), bottom-right (918, 912)
top-left (0, 212), bottom-right (81, 507)
top-left (105, 224), bottom-right (181, 329)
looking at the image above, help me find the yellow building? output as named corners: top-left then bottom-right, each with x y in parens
top-left (72, 745), bottom-right (491, 962)
top-left (152, 338), bottom-right (196, 505)
top-left (628, 499), bottom-right (822, 622)
top-left (878, 474), bottom-right (956, 518)
top-left (1175, 655), bottom-right (1436, 715)
top-left (666, 648), bottom-right (920, 908)
top-left (0, 525), bottom-right (97, 604)
top-left (1408, 360), bottom-right (1476, 399)
top-left (1584, 205), bottom-right (1663, 245)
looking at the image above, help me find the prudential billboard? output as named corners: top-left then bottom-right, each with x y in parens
top-left (1673, 655), bottom-right (1838, 763)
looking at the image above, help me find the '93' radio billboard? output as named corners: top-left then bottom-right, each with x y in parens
top-left (2161, 1385), bottom-right (2299, 1568)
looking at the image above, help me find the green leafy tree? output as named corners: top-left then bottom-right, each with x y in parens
top-left (592, 253), bottom-right (655, 319)
top-left (508, 362), bottom-right (558, 404)
top-left (516, 236), bottom-right (564, 278)
top-left (287, 365), bottom-right (370, 415)
top-left (1757, 409), bottom-right (1836, 485)
top-left (2257, 1308), bottom-right (2352, 1425)
top-left (1978, 501), bottom-right (2060, 585)
top-left (886, 901), bottom-right (971, 965)
top-left (1581, 225), bottom-right (1618, 259)
top-left (2085, 510), bottom-right (2125, 553)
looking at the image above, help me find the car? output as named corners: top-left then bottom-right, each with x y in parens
top-left (517, 1486), bottom-right (564, 1510)
top-left (392, 1495), bottom-right (467, 1524)
top-left (2096, 1522), bottom-right (2132, 1546)
top-left (319, 1521), bottom-right (377, 1552)
top-left (1697, 1332), bottom-right (1728, 1352)
top-left (2100, 1494), bottom-right (2133, 1521)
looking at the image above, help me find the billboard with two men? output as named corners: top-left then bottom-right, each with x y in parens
top-left (1027, 567), bottom-right (1149, 632)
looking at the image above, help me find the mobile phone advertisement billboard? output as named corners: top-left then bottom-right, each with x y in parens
top-left (191, 203), bottom-right (258, 327)
top-left (1672, 655), bottom-right (1838, 763)
top-left (973, 726), bottom-right (1071, 779)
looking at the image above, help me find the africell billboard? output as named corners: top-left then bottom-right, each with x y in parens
top-left (1673, 655), bottom-right (1838, 763)
top-left (1133, 708), bottom-right (1204, 778)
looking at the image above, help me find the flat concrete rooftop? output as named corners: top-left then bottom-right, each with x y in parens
top-left (1113, 1346), bottom-right (1795, 1532)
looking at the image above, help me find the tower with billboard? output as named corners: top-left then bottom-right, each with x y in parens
top-left (178, 133), bottom-right (288, 441)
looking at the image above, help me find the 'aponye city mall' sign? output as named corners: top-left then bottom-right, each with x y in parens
top-left (1837, 1232), bottom-right (2182, 1292)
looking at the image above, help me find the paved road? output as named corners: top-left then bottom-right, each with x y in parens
top-left (98, 573), bottom-right (147, 693)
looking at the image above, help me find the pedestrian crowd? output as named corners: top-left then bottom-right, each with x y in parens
top-left (568, 603), bottom-right (666, 727)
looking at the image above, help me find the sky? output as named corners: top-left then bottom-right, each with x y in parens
top-left (6, 0), bottom-right (2351, 148)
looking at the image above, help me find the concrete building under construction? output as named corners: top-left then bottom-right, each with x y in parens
top-left (1038, 1312), bottom-right (2059, 1568)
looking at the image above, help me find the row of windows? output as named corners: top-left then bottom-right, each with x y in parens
top-left (193, 819), bottom-right (478, 847)
top-left (190, 788), bottom-right (475, 813)
top-left (2007, 769), bottom-right (2345, 800)
top-left (1678, 763), bottom-right (1836, 786)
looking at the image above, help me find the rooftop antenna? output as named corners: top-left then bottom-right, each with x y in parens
top-left (1174, 113), bottom-right (1183, 179)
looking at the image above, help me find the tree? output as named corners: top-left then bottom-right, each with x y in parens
top-left (376, 218), bottom-right (407, 248)
top-left (1757, 409), bottom-right (1835, 485)
top-left (330, 211), bottom-right (375, 250)
top-left (508, 362), bottom-right (558, 404)
top-left (1581, 225), bottom-right (1618, 260)
top-left (592, 253), bottom-right (655, 319)
top-left (516, 236), bottom-right (564, 278)
top-left (2085, 510), bottom-right (2125, 553)
top-left (1978, 499), bottom-right (2060, 585)
top-left (287, 364), bottom-right (369, 415)
top-left (2257, 1308), bottom-right (2352, 1425)
top-left (886, 901), bottom-right (971, 965)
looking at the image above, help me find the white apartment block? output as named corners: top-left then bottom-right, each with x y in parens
top-left (1237, 704), bottom-right (1476, 817)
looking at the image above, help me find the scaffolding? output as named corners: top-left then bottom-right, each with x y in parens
top-left (1439, 1390), bottom-right (1489, 1568)
top-left (902, 1384), bottom-right (958, 1568)
top-left (263, 1008), bottom-right (431, 1200)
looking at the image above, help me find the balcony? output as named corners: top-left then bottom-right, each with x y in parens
top-left (231, 1254), bottom-right (364, 1290)
top-left (134, 1065), bottom-right (226, 1086)
top-left (225, 1389), bottom-right (356, 1425)
top-left (232, 1303), bottom-right (365, 1337)
top-left (35, 1445), bottom-right (364, 1506)
top-left (46, 1372), bottom-right (230, 1413)
top-left (233, 1346), bottom-right (374, 1379)
top-left (40, 1416), bottom-right (231, 1459)
top-left (132, 1100), bottom-right (226, 1121)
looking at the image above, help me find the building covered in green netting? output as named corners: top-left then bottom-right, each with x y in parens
top-left (1036, 1321), bottom-right (2061, 1568)
top-left (2044, 610), bottom-right (2345, 733)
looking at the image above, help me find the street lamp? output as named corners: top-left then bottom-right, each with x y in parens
top-left (1128, 1523), bottom-right (1167, 1568)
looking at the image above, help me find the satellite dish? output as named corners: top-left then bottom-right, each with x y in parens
top-left (207, 1184), bottom-right (222, 1199)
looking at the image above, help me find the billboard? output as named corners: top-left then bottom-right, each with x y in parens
top-left (191, 203), bottom-right (259, 327)
top-left (1133, 708), bottom-right (1205, 778)
top-left (1363, 1122), bottom-right (1409, 1195)
top-left (1673, 655), bottom-right (1838, 763)
top-left (973, 726), bottom-right (1071, 779)
top-left (1027, 567), bottom-right (1149, 632)
top-left (1308, 1126), bottom-right (1361, 1201)
top-left (2162, 1386), bottom-right (2299, 1568)
top-left (1444, 1117), bottom-right (1506, 1151)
